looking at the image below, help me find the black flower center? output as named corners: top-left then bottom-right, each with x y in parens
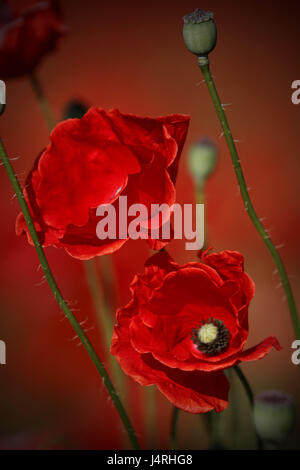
top-left (191, 318), bottom-right (230, 356)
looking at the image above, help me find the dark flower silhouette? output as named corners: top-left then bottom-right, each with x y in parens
top-left (0, 0), bottom-right (65, 78)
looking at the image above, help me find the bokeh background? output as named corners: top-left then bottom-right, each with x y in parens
top-left (0, 0), bottom-right (299, 449)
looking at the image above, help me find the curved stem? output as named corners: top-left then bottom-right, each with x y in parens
top-left (84, 259), bottom-right (126, 400)
top-left (199, 62), bottom-right (300, 342)
top-left (170, 406), bottom-right (179, 450)
top-left (0, 138), bottom-right (140, 450)
top-left (84, 259), bottom-right (115, 349)
top-left (233, 365), bottom-right (263, 450)
top-left (29, 72), bottom-right (55, 132)
top-left (233, 365), bottom-right (253, 407)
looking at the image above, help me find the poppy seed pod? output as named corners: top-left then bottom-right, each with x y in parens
top-left (188, 138), bottom-right (218, 185)
top-left (253, 390), bottom-right (297, 445)
top-left (183, 9), bottom-right (217, 64)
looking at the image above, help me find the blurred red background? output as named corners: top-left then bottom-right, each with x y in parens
top-left (0, 0), bottom-right (299, 449)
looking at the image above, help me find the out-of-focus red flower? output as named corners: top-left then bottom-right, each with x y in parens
top-left (0, 0), bottom-right (65, 78)
top-left (111, 250), bottom-right (281, 414)
top-left (16, 108), bottom-right (190, 258)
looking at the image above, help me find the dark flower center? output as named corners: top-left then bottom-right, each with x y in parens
top-left (191, 318), bottom-right (230, 356)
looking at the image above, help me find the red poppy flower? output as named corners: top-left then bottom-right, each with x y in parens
top-left (0, 0), bottom-right (65, 78)
top-left (16, 108), bottom-right (190, 258)
top-left (111, 250), bottom-right (281, 413)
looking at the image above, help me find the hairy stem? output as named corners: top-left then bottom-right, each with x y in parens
top-left (84, 258), bottom-right (126, 400)
top-left (199, 62), bottom-right (300, 342)
top-left (0, 138), bottom-right (140, 450)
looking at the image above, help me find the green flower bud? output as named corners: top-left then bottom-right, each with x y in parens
top-left (183, 9), bottom-right (217, 64)
top-left (62, 99), bottom-right (88, 120)
top-left (188, 138), bottom-right (218, 185)
top-left (253, 390), bottom-right (297, 445)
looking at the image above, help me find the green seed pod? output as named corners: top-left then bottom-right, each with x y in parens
top-left (188, 138), bottom-right (218, 185)
top-left (253, 390), bottom-right (297, 445)
top-left (183, 9), bottom-right (217, 62)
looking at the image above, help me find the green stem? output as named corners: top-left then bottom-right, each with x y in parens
top-left (29, 72), bottom-right (55, 132)
top-left (170, 406), bottom-right (179, 450)
top-left (196, 181), bottom-right (209, 250)
top-left (98, 255), bottom-right (118, 310)
top-left (199, 62), bottom-right (300, 342)
top-left (233, 365), bottom-right (253, 407)
top-left (0, 138), bottom-right (140, 450)
top-left (227, 368), bottom-right (238, 449)
top-left (209, 411), bottom-right (222, 449)
top-left (196, 183), bottom-right (205, 205)
top-left (233, 365), bottom-right (263, 450)
top-left (84, 259), bottom-right (114, 346)
top-left (145, 386), bottom-right (157, 449)
top-left (84, 259), bottom-right (126, 401)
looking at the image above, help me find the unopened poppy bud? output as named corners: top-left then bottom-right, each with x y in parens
top-left (183, 9), bottom-right (217, 65)
top-left (62, 100), bottom-right (88, 120)
top-left (188, 138), bottom-right (217, 185)
top-left (0, 80), bottom-right (6, 116)
top-left (253, 390), bottom-right (297, 445)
